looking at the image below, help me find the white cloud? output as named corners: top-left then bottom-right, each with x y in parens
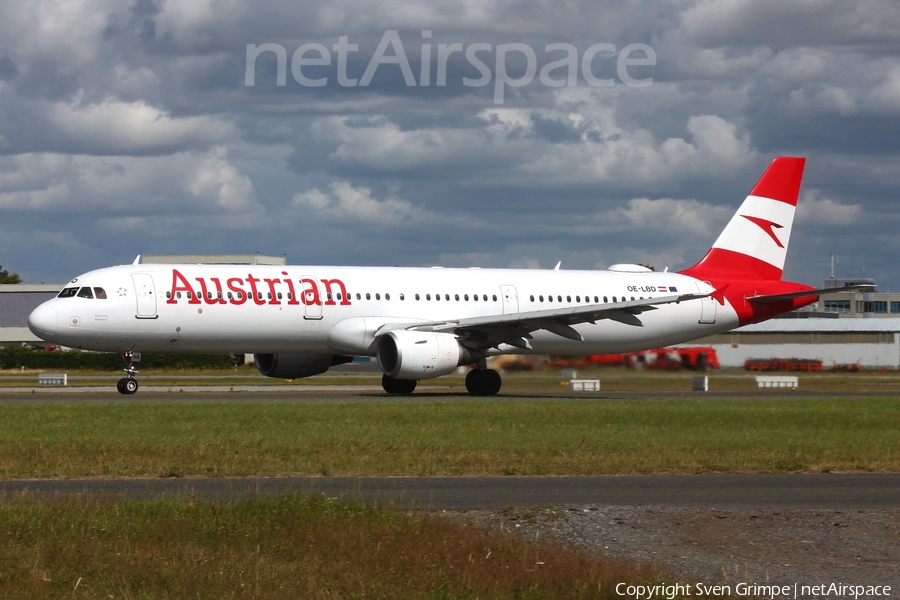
top-left (0, 147), bottom-right (258, 213)
top-left (48, 99), bottom-right (236, 155)
top-left (309, 107), bottom-right (754, 189)
top-left (293, 181), bottom-right (423, 223)
top-left (795, 191), bottom-right (862, 225)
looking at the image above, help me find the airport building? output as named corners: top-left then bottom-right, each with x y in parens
top-left (0, 284), bottom-right (62, 345)
top-left (691, 318), bottom-right (900, 369)
top-left (816, 277), bottom-right (900, 318)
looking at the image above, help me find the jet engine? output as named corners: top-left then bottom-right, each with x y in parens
top-left (376, 330), bottom-right (480, 380)
top-left (255, 353), bottom-right (353, 379)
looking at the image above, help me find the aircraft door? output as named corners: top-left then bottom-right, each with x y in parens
top-left (500, 285), bottom-right (519, 314)
top-left (132, 273), bottom-right (158, 319)
top-left (298, 275), bottom-right (323, 320)
top-left (698, 281), bottom-right (717, 324)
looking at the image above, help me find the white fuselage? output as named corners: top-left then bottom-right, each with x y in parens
top-left (28, 263), bottom-right (735, 356)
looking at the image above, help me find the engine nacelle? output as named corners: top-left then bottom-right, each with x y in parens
top-left (255, 353), bottom-right (353, 379)
top-left (376, 330), bottom-right (479, 380)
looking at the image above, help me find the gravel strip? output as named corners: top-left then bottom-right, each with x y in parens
top-left (446, 505), bottom-right (900, 593)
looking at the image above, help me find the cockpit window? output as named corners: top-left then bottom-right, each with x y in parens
top-left (76, 287), bottom-right (94, 299)
top-left (57, 287), bottom-right (79, 298)
top-left (94, 287), bottom-right (107, 299)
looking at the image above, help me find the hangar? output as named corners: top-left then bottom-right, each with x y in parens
top-left (692, 318), bottom-right (900, 370)
top-left (0, 284), bottom-right (62, 346)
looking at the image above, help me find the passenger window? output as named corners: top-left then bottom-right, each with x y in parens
top-left (594, 296), bottom-right (599, 303)
top-left (93, 288), bottom-right (107, 299)
top-left (376, 293), bottom-right (381, 300)
top-left (539, 295), bottom-right (544, 302)
top-left (603, 296), bottom-right (607, 303)
top-left (473, 294), bottom-right (478, 301)
top-left (208, 292), bottom-right (214, 299)
top-left (436, 294), bottom-right (440, 301)
top-left (267, 292), bottom-right (272, 300)
top-left (444, 294), bottom-right (450, 301)
top-left (613, 296), bottom-right (617, 302)
top-left (277, 292), bottom-right (282, 300)
top-left (557, 295), bottom-right (562, 302)
top-left (455, 294), bottom-right (459, 301)
top-left (548, 295), bottom-right (553, 302)
top-left (483, 295), bottom-right (488, 301)
top-left (415, 294), bottom-right (420, 300)
top-left (356, 293), bottom-right (361, 300)
top-left (400, 293), bottom-right (405, 301)
top-left (218, 292), bottom-right (224, 299)
top-left (426, 294), bottom-right (431, 300)
top-left (530, 295), bottom-right (534, 302)
top-left (567, 296), bottom-right (571, 302)
top-left (77, 287), bottom-right (94, 299)
top-left (492, 295), bottom-right (497, 302)
top-left (187, 292), bottom-right (193, 300)
top-left (385, 293), bottom-right (390, 301)
top-left (366, 293), bottom-right (371, 300)
top-left (227, 292), bottom-right (233, 300)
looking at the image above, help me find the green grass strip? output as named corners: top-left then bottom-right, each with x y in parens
top-left (1, 398), bottom-right (899, 478)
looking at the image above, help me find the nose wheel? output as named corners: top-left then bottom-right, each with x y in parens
top-left (117, 350), bottom-right (142, 395)
top-left (116, 377), bottom-right (139, 394)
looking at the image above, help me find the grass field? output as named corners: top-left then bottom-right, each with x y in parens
top-left (0, 493), bottom-right (671, 599)
top-left (1, 396), bottom-right (899, 478)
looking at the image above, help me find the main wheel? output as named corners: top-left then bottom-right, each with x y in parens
top-left (465, 369), bottom-right (502, 396)
top-left (381, 375), bottom-right (417, 395)
top-left (118, 377), bottom-right (138, 395)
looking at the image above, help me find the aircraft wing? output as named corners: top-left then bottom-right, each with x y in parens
top-left (388, 293), bottom-right (706, 349)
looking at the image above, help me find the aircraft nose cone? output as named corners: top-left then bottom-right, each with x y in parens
top-left (28, 303), bottom-right (58, 337)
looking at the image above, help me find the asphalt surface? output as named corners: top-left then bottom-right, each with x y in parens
top-left (3, 474), bottom-right (900, 509)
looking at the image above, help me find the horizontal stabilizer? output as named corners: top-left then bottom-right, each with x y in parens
top-left (748, 284), bottom-right (875, 303)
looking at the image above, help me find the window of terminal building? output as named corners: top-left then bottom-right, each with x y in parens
top-left (824, 299), bottom-right (850, 312)
top-left (892, 301), bottom-right (900, 313)
top-left (856, 300), bottom-right (888, 313)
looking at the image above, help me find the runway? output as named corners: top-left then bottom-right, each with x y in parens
top-left (3, 474), bottom-right (900, 509)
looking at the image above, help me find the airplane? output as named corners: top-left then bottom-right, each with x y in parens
top-left (27, 157), bottom-right (863, 396)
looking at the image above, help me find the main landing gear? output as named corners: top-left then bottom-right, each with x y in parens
top-left (465, 368), bottom-right (502, 396)
top-left (116, 350), bottom-right (141, 395)
top-left (381, 375), bottom-right (417, 395)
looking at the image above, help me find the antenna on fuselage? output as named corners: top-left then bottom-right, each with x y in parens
top-left (133, 255), bottom-right (141, 265)
top-left (553, 261), bottom-right (561, 271)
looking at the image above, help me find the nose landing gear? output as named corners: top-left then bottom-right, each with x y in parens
top-left (117, 350), bottom-right (141, 395)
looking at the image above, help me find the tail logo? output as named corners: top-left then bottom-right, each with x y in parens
top-left (741, 215), bottom-right (785, 248)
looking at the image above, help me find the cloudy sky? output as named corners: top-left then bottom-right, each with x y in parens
top-left (1, 1), bottom-right (899, 289)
